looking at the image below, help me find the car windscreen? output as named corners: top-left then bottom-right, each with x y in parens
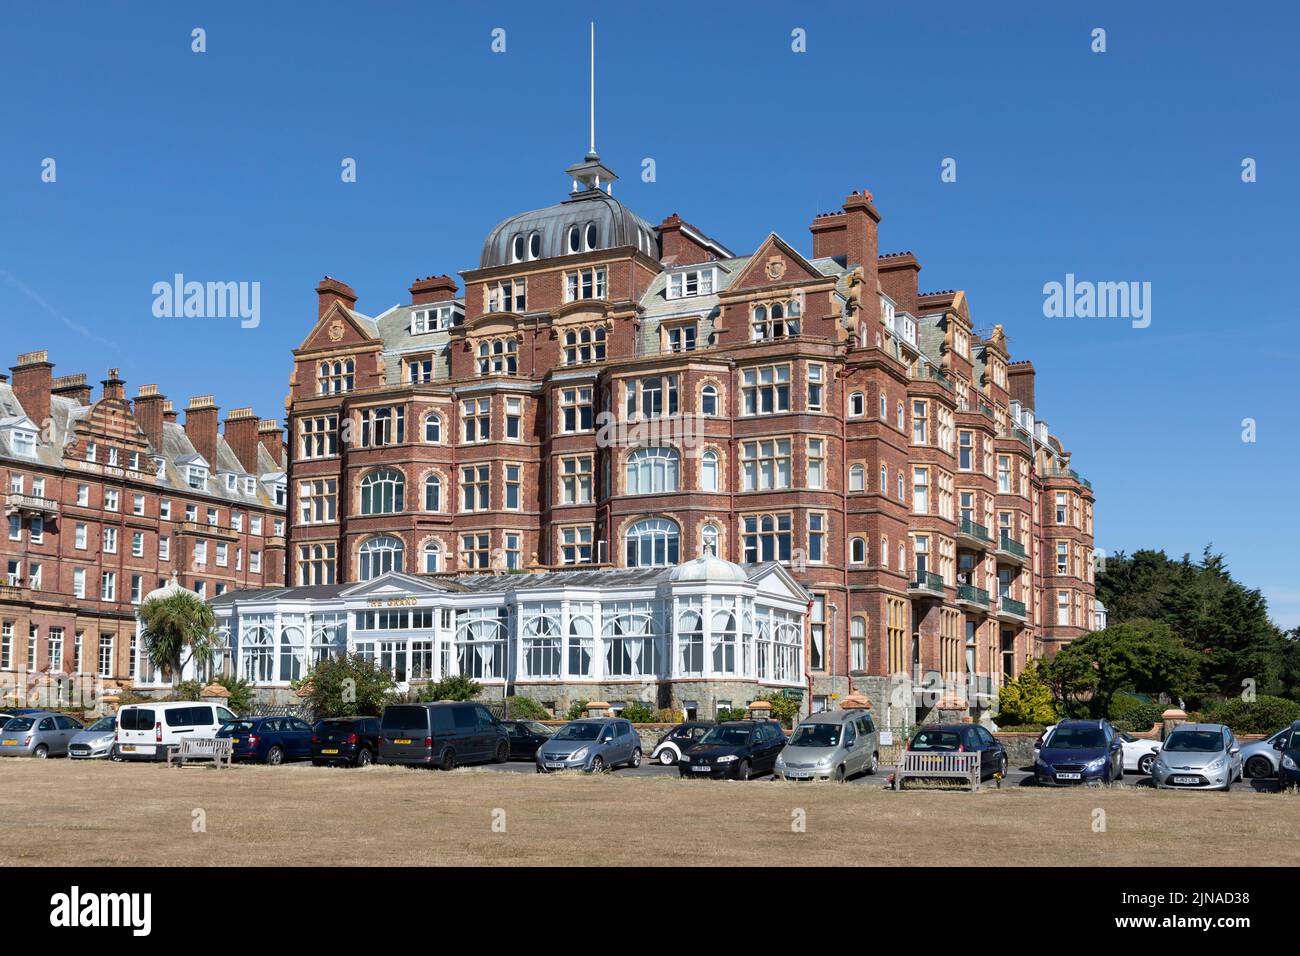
top-left (1163, 731), bottom-right (1223, 753)
top-left (700, 727), bottom-right (751, 746)
top-left (554, 723), bottom-right (602, 741)
top-left (789, 723), bottom-right (841, 747)
top-left (3, 718), bottom-right (34, 732)
top-left (910, 729), bottom-right (961, 750)
top-left (86, 716), bottom-right (116, 732)
top-left (1045, 727), bottom-right (1107, 749)
top-left (524, 722), bottom-right (553, 736)
top-left (381, 707), bottom-right (429, 733)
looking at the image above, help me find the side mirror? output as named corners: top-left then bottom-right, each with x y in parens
top-left (1229, 746), bottom-right (1241, 756)
top-left (1274, 739), bottom-right (1286, 751)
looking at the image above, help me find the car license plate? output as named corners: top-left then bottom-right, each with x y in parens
top-left (229, 738), bottom-right (239, 744)
top-left (786, 771), bottom-right (811, 779)
top-left (1173, 775), bottom-right (1199, 785)
top-left (545, 761), bottom-right (565, 769)
top-left (1056, 772), bottom-right (1082, 780)
top-left (1, 739), bottom-right (15, 746)
top-left (120, 744), bottom-right (136, 752)
top-left (394, 739), bottom-right (412, 745)
top-left (691, 765), bottom-right (711, 772)
top-left (321, 748), bottom-right (339, 755)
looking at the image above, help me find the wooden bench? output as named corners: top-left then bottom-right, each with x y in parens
top-left (166, 736), bottom-right (234, 769)
top-left (892, 751), bottom-right (982, 792)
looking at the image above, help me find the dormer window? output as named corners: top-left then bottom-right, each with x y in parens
top-left (225, 474), bottom-right (238, 492)
top-left (528, 231), bottom-right (541, 260)
top-left (153, 457), bottom-right (166, 478)
top-left (567, 225), bottom-right (581, 254)
top-left (668, 268), bottom-right (715, 300)
top-left (10, 429), bottom-right (36, 458)
top-left (187, 465), bottom-right (208, 490)
top-left (274, 483), bottom-right (287, 507)
top-left (511, 234), bottom-right (525, 263)
top-left (584, 222), bottom-right (598, 251)
top-left (408, 356), bottom-right (435, 384)
top-left (244, 476), bottom-right (256, 494)
top-left (411, 304), bottom-right (460, 334)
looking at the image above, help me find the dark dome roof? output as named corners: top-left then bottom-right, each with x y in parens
top-left (480, 187), bottom-right (659, 269)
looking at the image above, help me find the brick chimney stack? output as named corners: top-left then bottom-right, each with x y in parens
top-left (878, 251), bottom-right (921, 316)
top-left (51, 373), bottom-right (92, 406)
top-left (101, 367), bottom-right (126, 401)
top-left (11, 350), bottom-right (53, 427)
top-left (656, 213), bottom-right (716, 266)
top-left (811, 191), bottom-right (882, 323)
top-left (257, 418), bottom-right (284, 466)
top-left (184, 395), bottom-right (220, 465)
top-left (409, 275), bottom-right (458, 305)
top-left (134, 385), bottom-right (167, 450)
top-left (1009, 361), bottom-right (1036, 412)
top-left (162, 399), bottom-right (178, 425)
top-left (224, 407), bottom-right (260, 474)
top-left (316, 276), bottom-right (357, 319)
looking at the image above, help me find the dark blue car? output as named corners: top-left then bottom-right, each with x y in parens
top-left (1034, 718), bottom-right (1124, 786)
top-left (216, 716), bottom-right (315, 765)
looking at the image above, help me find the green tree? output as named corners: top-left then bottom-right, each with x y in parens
top-left (416, 674), bottom-right (483, 702)
top-left (213, 675), bottom-right (255, 715)
top-left (752, 691), bottom-right (801, 728)
top-left (136, 587), bottom-right (217, 687)
top-left (1041, 620), bottom-right (1197, 718)
top-left (299, 654), bottom-right (396, 718)
top-left (564, 699), bottom-right (590, 720)
top-left (994, 660), bottom-right (1058, 725)
top-left (619, 701), bottom-right (656, 723)
top-left (504, 695), bottom-right (551, 720)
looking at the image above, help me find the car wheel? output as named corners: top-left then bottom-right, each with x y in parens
top-left (1245, 756), bottom-right (1272, 779)
top-left (440, 749), bottom-right (457, 771)
top-left (355, 748), bottom-right (373, 768)
top-left (868, 752), bottom-right (879, 775)
top-left (736, 759), bottom-right (751, 781)
top-left (34, 744), bottom-right (49, 759)
top-left (834, 764), bottom-right (847, 783)
top-left (494, 742), bottom-right (509, 764)
top-left (1116, 758), bottom-right (1124, 781)
top-left (266, 745), bottom-right (284, 766)
top-left (658, 747), bottom-right (677, 766)
top-left (629, 747), bottom-right (642, 769)
top-left (1138, 753), bottom-right (1156, 775)
top-left (589, 755), bottom-right (605, 773)
top-left (110, 745), bottom-right (122, 762)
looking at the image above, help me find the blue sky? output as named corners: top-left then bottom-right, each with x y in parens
top-left (1, 2), bottom-right (1297, 625)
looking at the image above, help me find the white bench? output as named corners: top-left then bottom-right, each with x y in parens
top-left (166, 736), bottom-right (234, 769)
top-left (892, 751), bottom-right (982, 791)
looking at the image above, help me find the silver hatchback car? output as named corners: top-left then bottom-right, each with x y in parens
top-left (536, 718), bottom-right (642, 773)
top-left (775, 709), bottom-right (879, 782)
top-left (0, 711), bottom-right (84, 758)
top-left (1152, 723), bottom-right (1243, 790)
top-left (69, 714), bottom-right (118, 759)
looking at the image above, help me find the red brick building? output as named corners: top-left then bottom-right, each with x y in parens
top-left (280, 153), bottom-right (1096, 722)
top-left (0, 350), bottom-right (287, 701)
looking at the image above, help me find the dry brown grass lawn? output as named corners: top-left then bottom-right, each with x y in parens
top-left (1, 759), bottom-right (1297, 866)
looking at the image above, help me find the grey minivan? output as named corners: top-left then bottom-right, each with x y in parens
top-left (378, 702), bottom-right (509, 770)
top-left (774, 709), bottom-right (879, 782)
top-left (536, 718), bottom-right (642, 773)
top-left (0, 711), bottom-right (84, 758)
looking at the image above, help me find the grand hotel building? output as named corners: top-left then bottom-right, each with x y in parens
top-left (3, 149), bottom-right (1096, 724)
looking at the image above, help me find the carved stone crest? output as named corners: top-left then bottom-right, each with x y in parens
top-left (765, 257), bottom-right (786, 281)
top-left (327, 319), bottom-right (345, 343)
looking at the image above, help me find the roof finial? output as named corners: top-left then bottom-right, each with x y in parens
top-left (589, 21), bottom-right (596, 157)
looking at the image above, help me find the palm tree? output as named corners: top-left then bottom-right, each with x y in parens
top-left (137, 583), bottom-right (217, 687)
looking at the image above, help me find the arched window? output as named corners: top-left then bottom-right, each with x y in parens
top-left (850, 616), bottom-right (867, 672)
top-left (279, 626), bottom-right (305, 683)
top-left (712, 607), bottom-right (737, 674)
top-left (242, 625), bottom-right (273, 683)
top-left (788, 297), bottom-right (802, 318)
top-left (850, 537), bottom-right (866, 564)
top-left (752, 301), bottom-right (800, 341)
top-left (701, 522), bottom-right (720, 557)
top-left (521, 607), bottom-right (561, 678)
top-left (311, 618), bottom-right (343, 665)
top-left (626, 447), bottom-right (679, 494)
top-left (360, 469), bottom-right (404, 515)
top-left (422, 540), bottom-right (442, 573)
top-left (511, 234), bottom-right (525, 263)
top-left (700, 383), bottom-right (719, 416)
top-left (563, 325), bottom-right (606, 365)
top-left (423, 474), bottom-right (441, 512)
top-left (584, 222), bottom-right (598, 251)
top-left (849, 464), bottom-right (865, 492)
top-left (358, 536), bottom-right (403, 580)
top-left (528, 231), bottom-right (541, 260)
top-left (625, 518), bottom-right (679, 567)
top-left (849, 391), bottom-right (865, 417)
top-left (567, 224), bottom-right (581, 254)
top-left (677, 608), bottom-right (703, 676)
top-left (477, 337), bottom-right (519, 376)
top-left (700, 450), bottom-right (719, 492)
top-left (568, 612), bottom-right (594, 676)
top-left (423, 414), bottom-right (442, 443)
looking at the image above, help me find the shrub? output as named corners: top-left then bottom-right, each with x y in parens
top-left (993, 724), bottom-right (1049, 734)
top-left (213, 675), bottom-right (255, 715)
top-left (619, 701), bottom-right (656, 723)
top-left (298, 654), bottom-right (396, 718)
top-left (1202, 695), bottom-right (1300, 735)
top-left (751, 692), bottom-right (801, 728)
top-left (504, 695), bottom-right (551, 720)
top-left (1108, 693), bottom-right (1165, 732)
top-left (415, 675), bottom-right (483, 703)
top-left (653, 707), bottom-right (684, 724)
top-left (994, 661), bottom-right (1058, 726)
top-left (564, 699), bottom-right (589, 721)
top-left (172, 680), bottom-right (204, 702)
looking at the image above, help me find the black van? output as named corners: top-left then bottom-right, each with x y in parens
top-left (379, 702), bottom-right (510, 770)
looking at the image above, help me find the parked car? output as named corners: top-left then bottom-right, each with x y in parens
top-left (1034, 718), bottom-right (1124, 785)
top-left (501, 719), bottom-right (554, 760)
top-left (69, 715), bottom-right (117, 759)
top-left (1032, 724), bottom-right (1056, 761)
top-left (536, 718), bottom-right (641, 773)
top-left (650, 721), bottom-right (714, 765)
top-left (379, 702), bottom-right (509, 770)
top-left (775, 709), bottom-right (879, 782)
top-left (907, 724), bottom-right (1008, 780)
top-left (1151, 723), bottom-right (1242, 791)
top-left (679, 719), bottom-right (785, 780)
top-left (1240, 727), bottom-right (1290, 779)
top-left (114, 701), bottom-right (238, 761)
top-left (1276, 721), bottom-right (1300, 791)
top-left (217, 716), bottom-right (315, 764)
top-left (1117, 731), bottom-right (1162, 775)
top-left (311, 716), bottom-right (381, 767)
top-left (0, 711), bottom-right (83, 757)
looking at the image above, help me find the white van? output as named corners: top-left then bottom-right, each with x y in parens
top-left (114, 701), bottom-right (238, 760)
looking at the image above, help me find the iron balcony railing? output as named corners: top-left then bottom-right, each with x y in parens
top-left (997, 534), bottom-right (1027, 559)
top-left (909, 570), bottom-right (945, 594)
top-left (956, 584), bottom-right (991, 607)
top-left (1000, 596), bottom-right (1028, 618)
top-left (957, 517), bottom-right (991, 543)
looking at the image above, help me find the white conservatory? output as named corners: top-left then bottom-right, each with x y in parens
top-left (133, 557), bottom-right (810, 716)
